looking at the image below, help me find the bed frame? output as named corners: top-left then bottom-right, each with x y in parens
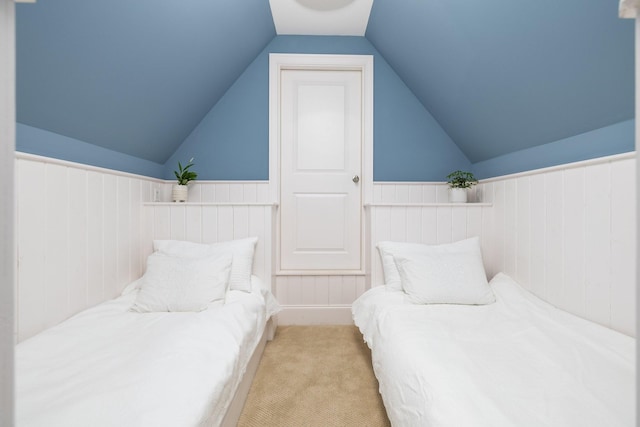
top-left (210, 317), bottom-right (276, 427)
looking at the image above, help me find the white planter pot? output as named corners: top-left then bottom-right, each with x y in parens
top-left (172, 184), bottom-right (188, 202)
top-left (449, 187), bottom-right (468, 203)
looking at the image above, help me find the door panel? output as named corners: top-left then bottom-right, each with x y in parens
top-left (293, 193), bottom-right (346, 250)
top-left (280, 69), bottom-right (362, 271)
top-left (296, 84), bottom-right (346, 171)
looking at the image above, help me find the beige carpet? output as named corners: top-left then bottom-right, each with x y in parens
top-left (237, 325), bottom-right (391, 427)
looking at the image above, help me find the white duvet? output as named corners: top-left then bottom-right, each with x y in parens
top-left (353, 273), bottom-right (635, 427)
top-left (16, 285), bottom-right (274, 427)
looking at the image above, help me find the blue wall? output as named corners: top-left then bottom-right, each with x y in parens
top-left (16, 124), bottom-right (164, 178)
top-left (165, 36), bottom-right (471, 182)
top-left (471, 119), bottom-right (634, 179)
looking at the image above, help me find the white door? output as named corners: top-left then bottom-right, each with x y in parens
top-left (280, 69), bottom-right (362, 272)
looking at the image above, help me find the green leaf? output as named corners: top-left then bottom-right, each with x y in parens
top-left (446, 170), bottom-right (477, 188)
top-left (174, 158), bottom-right (197, 185)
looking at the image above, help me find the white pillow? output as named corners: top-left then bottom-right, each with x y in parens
top-left (377, 237), bottom-right (483, 290)
top-left (131, 252), bottom-right (232, 313)
top-left (153, 237), bottom-right (258, 292)
top-left (393, 239), bottom-right (495, 305)
top-left (377, 241), bottom-right (414, 290)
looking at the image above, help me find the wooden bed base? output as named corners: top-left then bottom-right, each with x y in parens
top-left (216, 317), bottom-right (276, 427)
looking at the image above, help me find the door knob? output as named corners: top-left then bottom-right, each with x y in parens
top-left (352, 175), bottom-right (360, 183)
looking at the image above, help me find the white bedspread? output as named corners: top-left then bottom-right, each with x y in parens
top-left (17, 286), bottom-right (271, 427)
top-left (353, 273), bottom-right (635, 427)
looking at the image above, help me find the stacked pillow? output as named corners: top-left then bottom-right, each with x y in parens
top-left (153, 237), bottom-right (258, 293)
top-left (131, 237), bottom-right (258, 313)
top-left (377, 237), bottom-right (495, 305)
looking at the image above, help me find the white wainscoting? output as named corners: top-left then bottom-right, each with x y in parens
top-left (157, 181), bottom-right (271, 204)
top-left (275, 275), bottom-right (367, 324)
top-left (15, 158), bottom-right (276, 341)
top-left (142, 202), bottom-right (275, 287)
top-left (275, 182), bottom-right (491, 324)
top-left (373, 181), bottom-right (479, 204)
top-left (16, 153), bottom-right (635, 334)
top-left (369, 182), bottom-right (491, 290)
top-left (366, 155), bottom-right (635, 337)
top-left (156, 181), bottom-right (364, 325)
top-left (477, 153), bottom-right (636, 337)
top-left (149, 180), bottom-right (274, 285)
top-left (369, 203), bottom-right (492, 289)
top-left (15, 153), bottom-right (159, 342)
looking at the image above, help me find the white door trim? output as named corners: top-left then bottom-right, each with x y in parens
top-left (269, 53), bottom-right (374, 275)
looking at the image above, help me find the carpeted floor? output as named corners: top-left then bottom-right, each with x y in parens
top-left (237, 325), bottom-right (391, 427)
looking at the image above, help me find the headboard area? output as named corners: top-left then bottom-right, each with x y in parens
top-left (15, 155), bottom-right (275, 343)
top-left (368, 154), bottom-right (636, 337)
top-left (142, 182), bottom-right (275, 294)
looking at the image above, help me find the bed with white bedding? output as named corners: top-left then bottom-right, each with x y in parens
top-left (354, 238), bottom-right (635, 427)
top-left (16, 238), bottom-right (279, 427)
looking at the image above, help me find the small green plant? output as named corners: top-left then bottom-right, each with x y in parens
top-left (174, 158), bottom-right (198, 185)
top-left (446, 170), bottom-right (478, 189)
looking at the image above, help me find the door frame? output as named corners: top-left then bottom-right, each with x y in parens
top-left (269, 53), bottom-right (373, 275)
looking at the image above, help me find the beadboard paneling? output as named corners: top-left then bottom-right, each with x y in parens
top-left (369, 204), bottom-right (491, 288)
top-left (15, 155), bottom-right (157, 342)
top-left (16, 158), bottom-right (46, 342)
top-left (16, 154), bottom-right (635, 334)
top-left (275, 275), bottom-right (366, 306)
top-left (274, 274), bottom-right (366, 325)
top-left (369, 182), bottom-right (490, 290)
top-left (157, 181), bottom-right (271, 204)
top-left (610, 159), bottom-right (636, 334)
top-left (478, 155), bottom-right (636, 336)
top-left (367, 182), bottom-right (482, 286)
top-left (272, 183), bottom-right (476, 310)
top-left (369, 155), bottom-right (635, 337)
top-left (143, 203), bottom-right (274, 289)
top-left (373, 182), bottom-right (479, 203)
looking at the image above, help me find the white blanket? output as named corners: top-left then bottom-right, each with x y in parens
top-left (353, 273), bottom-right (635, 427)
top-left (17, 286), bottom-right (272, 427)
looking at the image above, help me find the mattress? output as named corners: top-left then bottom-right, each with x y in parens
top-left (16, 280), bottom-right (274, 427)
top-left (353, 273), bottom-right (635, 427)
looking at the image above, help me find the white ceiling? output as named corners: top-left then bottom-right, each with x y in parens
top-left (269, 0), bottom-right (373, 36)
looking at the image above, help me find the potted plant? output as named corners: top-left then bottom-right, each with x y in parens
top-left (446, 170), bottom-right (477, 203)
top-left (172, 158), bottom-right (197, 202)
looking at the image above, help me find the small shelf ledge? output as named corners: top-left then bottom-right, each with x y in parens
top-left (144, 202), bottom-right (278, 207)
top-left (364, 202), bottom-right (493, 208)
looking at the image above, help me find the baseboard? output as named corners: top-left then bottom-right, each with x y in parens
top-left (276, 306), bottom-right (353, 325)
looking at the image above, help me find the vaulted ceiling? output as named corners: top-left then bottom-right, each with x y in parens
top-left (16, 0), bottom-right (634, 165)
top-left (367, 0), bottom-right (634, 163)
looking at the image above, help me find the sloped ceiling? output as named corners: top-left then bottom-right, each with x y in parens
top-left (366, 0), bottom-right (635, 163)
top-left (16, 0), bottom-right (634, 165)
top-left (16, 0), bottom-right (276, 164)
